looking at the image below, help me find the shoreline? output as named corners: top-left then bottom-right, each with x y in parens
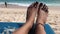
top-left (0, 2), bottom-right (60, 7)
top-left (0, 4), bottom-right (60, 8)
top-left (0, 4), bottom-right (27, 8)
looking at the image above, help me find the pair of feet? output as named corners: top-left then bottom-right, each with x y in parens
top-left (13, 2), bottom-right (48, 34)
top-left (26, 2), bottom-right (48, 25)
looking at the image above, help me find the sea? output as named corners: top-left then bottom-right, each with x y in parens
top-left (0, 0), bottom-right (60, 6)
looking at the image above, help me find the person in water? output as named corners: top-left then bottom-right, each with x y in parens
top-left (13, 2), bottom-right (48, 34)
top-left (5, 2), bottom-right (7, 7)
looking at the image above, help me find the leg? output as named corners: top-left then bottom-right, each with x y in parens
top-left (12, 2), bottom-right (39, 34)
top-left (35, 3), bottom-right (48, 34)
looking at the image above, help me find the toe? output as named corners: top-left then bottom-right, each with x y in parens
top-left (33, 1), bottom-right (38, 8)
top-left (43, 4), bottom-right (49, 13)
top-left (43, 4), bottom-right (48, 10)
top-left (45, 5), bottom-right (49, 13)
top-left (28, 1), bottom-right (38, 8)
top-left (39, 3), bottom-right (43, 8)
top-left (38, 3), bottom-right (43, 11)
top-left (43, 4), bottom-right (46, 9)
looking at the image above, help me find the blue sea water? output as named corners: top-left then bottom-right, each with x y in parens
top-left (0, 0), bottom-right (60, 6)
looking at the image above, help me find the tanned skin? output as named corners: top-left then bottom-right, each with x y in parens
top-left (13, 2), bottom-right (39, 34)
top-left (13, 2), bottom-right (48, 34)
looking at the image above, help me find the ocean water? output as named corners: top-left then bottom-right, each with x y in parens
top-left (0, 0), bottom-right (60, 6)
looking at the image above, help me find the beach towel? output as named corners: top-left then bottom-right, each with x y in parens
top-left (0, 22), bottom-right (55, 34)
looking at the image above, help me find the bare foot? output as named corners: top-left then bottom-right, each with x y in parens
top-left (26, 2), bottom-right (39, 23)
top-left (13, 2), bottom-right (39, 34)
top-left (35, 3), bottom-right (49, 34)
top-left (37, 3), bottom-right (48, 25)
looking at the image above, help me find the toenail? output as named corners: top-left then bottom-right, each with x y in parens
top-left (34, 2), bottom-right (38, 8)
top-left (36, 1), bottom-right (38, 4)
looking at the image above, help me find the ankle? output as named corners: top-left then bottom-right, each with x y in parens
top-left (36, 23), bottom-right (44, 27)
top-left (37, 21), bottom-right (45, 25)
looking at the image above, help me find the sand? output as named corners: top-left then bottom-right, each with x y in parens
top-left (0, 4), bottom-right (60, 34)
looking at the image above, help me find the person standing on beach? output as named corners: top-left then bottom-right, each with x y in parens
top-left (5, 2), bottom-right (7, 7)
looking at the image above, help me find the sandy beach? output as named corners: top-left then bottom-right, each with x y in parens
top-left (0, 4), bottom-right (60, 34)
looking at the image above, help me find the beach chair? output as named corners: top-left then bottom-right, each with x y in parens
top-left (0, 22), bottom-right (55, 34)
